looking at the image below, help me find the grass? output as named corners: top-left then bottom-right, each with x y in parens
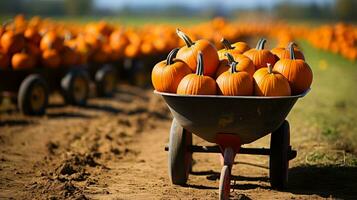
top-left (290, 41), bottom-right (357, 154)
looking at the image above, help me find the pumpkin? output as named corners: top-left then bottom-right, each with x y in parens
top-left (0, 30), bottom-right (25, 54)
top-left (84, 33), bottom-right (104, 51)
top-left (253, 63), bottom-right (291, 96)
top-left (215, 54), bottom-right (255, 78)
top-left (124, 43), bottom-right (141, 58)
top-left (243, 38), bottom-right (276, 70)
top-left (40, 31), bottom-right (63, 51)
top-left (141, 41), bottom-right (155, 55)
top-left (273, 43), bottom-right (313, 95)
top-left (24, 27), bottom-right (41, 45)
top-left (12, 52), bottom-right (35, 70)
top-left (216, 53), bottom-right (253, 96)
top-left (152, 48), bottom-right (192, 93)
top-left (110, 30), bottom-right (129, 52)
top-left (218, 38), bottom-right (250, 59)
top-left (271, 42), bottom-right (305, 60)
top-left (177, 51), bottom-right (216, 95)
top-left (176, 29), bottom-right (219, 77)
top-left (41, 49), bottom-right (61, 68)
top-left (0, 21), bottom-right (11, 38)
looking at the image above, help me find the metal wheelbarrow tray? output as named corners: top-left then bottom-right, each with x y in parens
top-left (155, 90), bottom-right (309, 200)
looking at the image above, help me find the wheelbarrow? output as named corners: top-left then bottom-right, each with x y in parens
top-left (0, 67), bottom-right (90, 115)
top-left (87, 63), bottom-right (117, 97)
top-left (155, 90), bottom-right (309, 200)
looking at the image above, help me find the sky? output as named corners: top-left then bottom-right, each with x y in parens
top-left (94, 0), bottom-right (334, 10)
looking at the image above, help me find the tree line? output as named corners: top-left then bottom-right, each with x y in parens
top-left (0, 0), bottom-right (356, 22)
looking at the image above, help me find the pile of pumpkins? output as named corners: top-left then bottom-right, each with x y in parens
top-left (152, 29), bottom-right (313, 97)
top-left (309, 23), bottom-right (357, 61)
top-left (0, 15), bottom-right (88, 70)
top-left (0, 15), bottom-right (179, 71)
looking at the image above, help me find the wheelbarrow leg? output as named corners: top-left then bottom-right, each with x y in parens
top-left (270, 120), bottom-right (290, 189)
top-left (219, 147), bottom-right (235, 200)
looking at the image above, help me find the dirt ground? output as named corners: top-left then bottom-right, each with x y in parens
top-left (1, 84), bottom-right (357, 200)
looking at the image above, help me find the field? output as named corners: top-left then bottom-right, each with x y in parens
top-left (1, 17), bottom-right (357, 199)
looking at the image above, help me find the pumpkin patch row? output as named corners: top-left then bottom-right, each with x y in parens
top-left (308, 23), bottom-right (357, 61)
top-left (0, 15), bottom-right (180, 71)
top-left (1, 15), bottom-right (354, 73)
top-left (152, 30), bottom-right (313, 97)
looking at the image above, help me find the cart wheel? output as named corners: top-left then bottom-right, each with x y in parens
top-left (95, 65), bottom-right (117, 97)
top-left (270, 120), bottom-right (290, 189)
top-left (61, 69), bottom-right (90, 106)
top-left (168, 119), bottom-right (192, 185)
top-left (219, 165), bottom-right (231, 200)
top-left (130, 60), bottom-right (149, 87)
top-left (18, 74), bottom-right (48, 116)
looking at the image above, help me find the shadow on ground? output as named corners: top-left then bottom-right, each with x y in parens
top-left (46, 112), bottom-right (93, 119)
top-left (288, 165), bottom-right (357, 200)
top-left (85, 103), bottom-right (124, 114)
top-left (190, 165), bottom-right (357, 199)
top-left (0, 119), bottom-right (33, 127)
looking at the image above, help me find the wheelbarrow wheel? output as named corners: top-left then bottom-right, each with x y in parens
top-left (95, 65), bottom-right (117, 97)
top-left (270, 120), bottom-right (290, 190)
top-left (219, 165), bottom-right (231, 200)
top-left (61, 69), bottom-right (90, 106)
top-left (18, 74), bottom-right (48, 116)
top-left (168, 119), bottom-right (192, 185)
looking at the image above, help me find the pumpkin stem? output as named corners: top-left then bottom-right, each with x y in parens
top-left (257, 38), bottom-right (267, 50)
top-left (225, 52), bottom-right (238, 73)
top-left (176, 28), bottom-right (194, 47)
top-left (221, 38), bottom-right (234, 50)
top-left (166, 48), bottom-right (179, 65)
top-left (255, 38), bottom-right (263, 49)
top-left (267, 63), bottom-right (273, 74)
top-left (288, 42), bottom-right (296, 60)
top-left (196, 51), bottom-right (204, 76)
top-left (64, 31), bottom-right (73, 41)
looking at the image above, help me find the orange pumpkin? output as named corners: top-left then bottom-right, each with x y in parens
top-left (215, 54), bottom-right (255, 78)
top-left (24, 27), bottom-right (41, 45)
top-left (176, 29), bottom-right (219, 77)
top-left (218, 38), bottom-right (250, 59)
top-left (271, 42), bottom-right (305, 60)
top-left (152, 48), bottom-right (192, 93)
top-left (253, 63), bottom-right (291, 96)
top-left (0, 30), bottom-right (25, 54)
top-left (84, 33), bottom-right (104, 51)
top-left (124, 43), bottom-right (141, 58)
top-left (40, 31), bottom-right (63, 51)
top-left (243, 38), bottom-right (276, 70)
top-left (216, 53), bottom-right (253, 96)
top-left (41, 49), bottom-right (61, 68)
top-left (177, 51), bottom-right (216, 95)
top-left (12, 52), bottom-right (35, 70)
top-left (110, 30), bottom-right (129, 52)
top-left (273, 43), bottom-right (313, 95)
